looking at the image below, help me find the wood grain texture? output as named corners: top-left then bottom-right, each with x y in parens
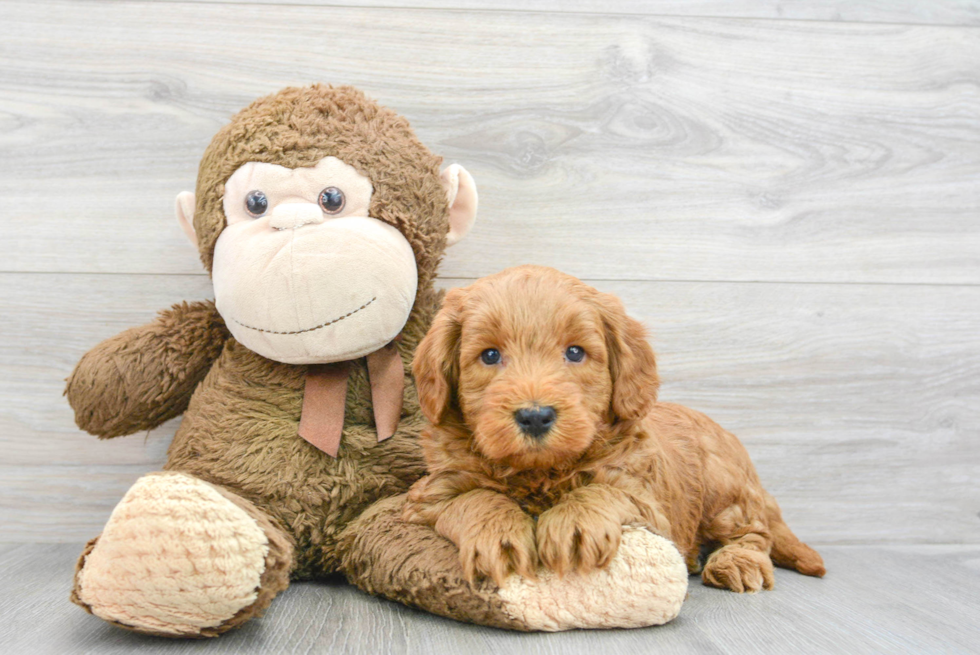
top-left (2, 1), bottom-right (979, 283)
top-left (0, 543), bottom-right (977, 654)
top-left (149, 0), bottom-right (980, 27)
top-left (1, 0), bottom-right (979, 646)
top-left (3, 273), bottom-right (978, 544)
top-left (0, 273), bottom-right (211, 469)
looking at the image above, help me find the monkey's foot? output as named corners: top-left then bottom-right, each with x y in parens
top-left (496, 526), bottom-right (688, 630)
top-left (71, 472), bottom-right (292, 637)
top-left (342, 495), bottom-right (689, 631)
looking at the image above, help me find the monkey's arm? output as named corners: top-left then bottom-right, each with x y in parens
top-left (65, 300), bottom-right (229, 438)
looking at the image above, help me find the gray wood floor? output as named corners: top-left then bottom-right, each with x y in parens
top-left (1, 544), bottom-right (978, 655)
top-left (1, 0), bottom-right (979, 652)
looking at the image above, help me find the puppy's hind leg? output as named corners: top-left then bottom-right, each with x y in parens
top-left (700, 503), bottom-right (775, 593)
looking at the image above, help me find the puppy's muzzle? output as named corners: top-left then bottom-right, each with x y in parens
top-left (514, 406), bottom-right (557, 439)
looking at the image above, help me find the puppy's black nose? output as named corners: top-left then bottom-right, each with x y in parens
top-left (514, 406), bottom-right (557, 438)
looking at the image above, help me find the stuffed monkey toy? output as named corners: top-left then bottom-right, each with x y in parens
top-left (66, 85), bottom-right (688, 637)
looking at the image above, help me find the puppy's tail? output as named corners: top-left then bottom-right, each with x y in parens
top-left (766, 495), bottom-right (826, 578)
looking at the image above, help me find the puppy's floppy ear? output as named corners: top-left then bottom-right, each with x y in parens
top-left (596, 292), bottom-right (660, 422)
top-left (413, 288), bottom-right (465, 425)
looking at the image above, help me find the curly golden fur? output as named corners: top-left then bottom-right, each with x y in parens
top-left (404, 265), bottom-right (826, 592)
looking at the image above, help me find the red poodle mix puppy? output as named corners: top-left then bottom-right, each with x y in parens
top-left (404, 265), bottom-right (825, 592)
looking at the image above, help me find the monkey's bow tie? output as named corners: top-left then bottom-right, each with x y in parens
top-left (297, 340), bottom-right (404, 457)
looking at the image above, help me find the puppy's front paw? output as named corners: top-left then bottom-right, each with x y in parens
top-left (401, 497), bottom-right (425, 524)
top-left (702, 545), bottom-right (775, 593)
top-left (458, 511), bottom-right (538, 587)
top-left (401, 478), bottom-right (438, 525)
top-left (536, 503), bottom-right (622, 576)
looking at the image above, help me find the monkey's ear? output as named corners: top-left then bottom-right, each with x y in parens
top-left (440, 164), bottom-right (478, 247)
top-left (175, 191), bottom-right (198, 249)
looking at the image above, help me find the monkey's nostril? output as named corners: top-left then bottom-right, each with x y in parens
top-left (268, 203), bottom-right (325, 230)
top-left (514, 406), bottom-right (558, 439)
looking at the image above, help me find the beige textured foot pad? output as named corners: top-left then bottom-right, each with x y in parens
top-left (73, 472), bottom-right (272, 637)
top-left (341, 495), bottom-right (688, 632)
top-left (498, 527), bottom-right (689, 630)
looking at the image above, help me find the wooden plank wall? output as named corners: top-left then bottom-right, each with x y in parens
top-left (1, 0), bottom-right (978, 545)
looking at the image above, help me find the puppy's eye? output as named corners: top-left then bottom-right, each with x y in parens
top-left (480, 348), bottom-right (501, 365)
top-left (245, 190), bottom-right (268, 217)
top-left (565, 346), bottom-right (586, 363)
top-left (318, 187), bottom-right (345, 214)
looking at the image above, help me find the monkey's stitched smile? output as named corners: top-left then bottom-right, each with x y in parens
top-left (231, 297), bottom-right (377, 335)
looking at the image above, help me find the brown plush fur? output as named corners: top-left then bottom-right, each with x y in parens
top-left (405, 266), bottom-right (827, 592)
top-left (193, 84), bottom-right (449, 290)
top-left (65, 85), bottom-right (489, 634)
top-left (340, 494), bottom-right (529, 631)
top-left (66, 300), bottom-right (229, 439)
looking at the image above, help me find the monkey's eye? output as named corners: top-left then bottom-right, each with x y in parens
top-left (565, 346), bottom-right (586, 363)
top-left (244, 190), bottom-right (268, 217)
top-left (480, 348), bottom-right (502, 366)
top-left (318, 187), bottom-right (346, 214)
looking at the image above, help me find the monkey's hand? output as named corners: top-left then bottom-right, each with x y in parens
top-left (66, 300), bottom-right (228, 438)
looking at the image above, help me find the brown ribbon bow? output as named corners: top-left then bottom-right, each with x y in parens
top-left (297, 340), bottom-right (404, 457)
